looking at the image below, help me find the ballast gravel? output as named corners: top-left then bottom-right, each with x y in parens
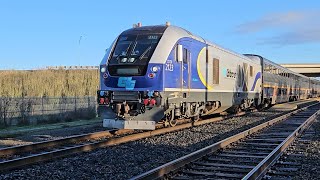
top-left (0, 110), bottom-right (288, 180)
top-left (0, 122), bottom-right (104, 148)
top-left (265, 116), bottom-right (320, 180)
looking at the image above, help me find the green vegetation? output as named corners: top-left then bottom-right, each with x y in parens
top-left (0, 69), bottom-right (99, 97)
top-left (0, 118), bottom-right (101, 138)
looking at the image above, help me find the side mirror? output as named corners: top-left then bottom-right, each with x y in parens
top-left (177, 44), bottom-right (183, 62)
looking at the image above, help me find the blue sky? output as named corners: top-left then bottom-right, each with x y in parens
top-left (0, 0), bottom-right (320, 69)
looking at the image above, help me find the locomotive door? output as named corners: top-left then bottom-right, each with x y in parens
top-left (181, 42), bottom-right (191, 94)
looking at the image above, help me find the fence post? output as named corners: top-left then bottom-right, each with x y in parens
top-left (87, 96), bottom-right (90, 109)
top-left (74, 96), bottom-right (77, 113)
top-left (41, 97), bottom-right (44, 116)
top-left (59, 97), bottom-right (62, 116)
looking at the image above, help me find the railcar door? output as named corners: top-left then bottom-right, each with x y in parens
top-left (179, 42), bottom-right (191, 96)
top-left (182, 48), bottom-right (191, 89)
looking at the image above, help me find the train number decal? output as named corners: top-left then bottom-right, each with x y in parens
top-left (165, 60), bottom-right (174, 71)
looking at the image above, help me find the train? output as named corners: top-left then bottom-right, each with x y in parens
top-left (97, 23), bottom-right (320, 130)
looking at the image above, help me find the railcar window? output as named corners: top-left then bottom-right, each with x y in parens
top-left (289, 87), bottom-right (292, 95)
top-left (237, 65), bottom-right (243, 87)
top-left (213, 58), bottom-right (219, 84)
top-left (283, 88), bottom-right (287, 95)
top-left (278, 88), bottom-right (282, 95)
top-left (243, 63), bottom-right (248, 73)
top-left (263, 63), bottom-right (269, 72)
top-left (174, 46), bottom-right (178, 61)
top-left (243, 63), bottom-right (248, 90)
top-left (250, 66), bottom-right (253, 77)
top-left (267, 65), bottom-right (272, 73)
top-left (183, 48), bottom-right (188, 64)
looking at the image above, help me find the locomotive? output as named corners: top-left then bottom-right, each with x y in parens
top-left (97, 23), bottom-right (320, 130)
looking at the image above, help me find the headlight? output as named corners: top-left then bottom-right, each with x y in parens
top-left (121, 58), bottom-right (127, 63)
top-left (151, 66), bottom-right (159, 72)
top-left (99, 91), bottom-right (105, 96)
top-left (100, 67), bottom-right (106, 73)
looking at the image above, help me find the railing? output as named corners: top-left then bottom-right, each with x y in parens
top-left (45, 66), bottom-right (99, 70)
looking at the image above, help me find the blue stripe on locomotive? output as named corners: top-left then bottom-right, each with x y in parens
top-left (164, 37), bottom-right (207, 89)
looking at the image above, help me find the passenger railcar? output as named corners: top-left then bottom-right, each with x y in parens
top-left (244, 54), bottom-right (314, 106)
top-left (97, 24), bottom-right (320, 130)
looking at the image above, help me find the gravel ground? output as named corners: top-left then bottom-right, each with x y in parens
top-left (293, 118), bottom-right (320, 180)
top-left (0, 122), bottom-right (105, 148)
top-left (0, 109), bottom-right (290, 180)
top-left (265, 116), bottom-right (320, 180)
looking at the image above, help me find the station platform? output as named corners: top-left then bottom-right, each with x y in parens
top-left (270, 99), bottom-right (319, 111)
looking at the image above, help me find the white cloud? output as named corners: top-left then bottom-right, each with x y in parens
top-left (258, 28), bottom-right (320, 45)
top-left (236, 10), bottom-right (320, 45)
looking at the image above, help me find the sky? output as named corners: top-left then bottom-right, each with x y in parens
top-left (0, 0), bottom-right (320, 70)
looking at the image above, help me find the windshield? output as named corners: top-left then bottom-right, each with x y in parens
top-left (108, 34), bottom-right (162, 76)
top-left (112, 36), bottom-right (135, 59)
top-left (108, 34), bottom-right (161, 65)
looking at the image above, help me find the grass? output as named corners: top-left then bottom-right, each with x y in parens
top-left (0, 118), bottom-right (101, 138)
top-left (0, 69), bottom-right (99, 97)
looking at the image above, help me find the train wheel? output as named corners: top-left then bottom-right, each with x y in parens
top-left (235, 106), bottom-right (241, 114)
top-left (166, 109), bottom-right (177, 127)
top-left (192, 114), bottom-right (200, 122)
top-left (263, 100), bottom-right (270, 108)
top-left (169, 119), bottom-right (177, 127)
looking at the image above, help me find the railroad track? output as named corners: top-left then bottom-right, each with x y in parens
top-left (263, 118), bottom-right (319, 179)
top-left (0, 109), bottom-right (255, 172)
top-left (132, 102), bottom-right (320, 180)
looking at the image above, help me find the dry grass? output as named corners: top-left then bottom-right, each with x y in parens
top-left (0, 69), bottom-right (99, 97)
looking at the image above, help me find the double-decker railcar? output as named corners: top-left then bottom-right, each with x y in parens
top-left (244, 54), bottom-right (312, 106)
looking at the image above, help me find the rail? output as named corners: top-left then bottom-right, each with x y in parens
top-left (0, 109), bottom-right (252, 171)
top-left (131, 102), bottom-right (320, 179)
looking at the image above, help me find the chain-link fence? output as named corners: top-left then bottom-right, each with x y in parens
top-left (0, 96), bottom-right (97, 127)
